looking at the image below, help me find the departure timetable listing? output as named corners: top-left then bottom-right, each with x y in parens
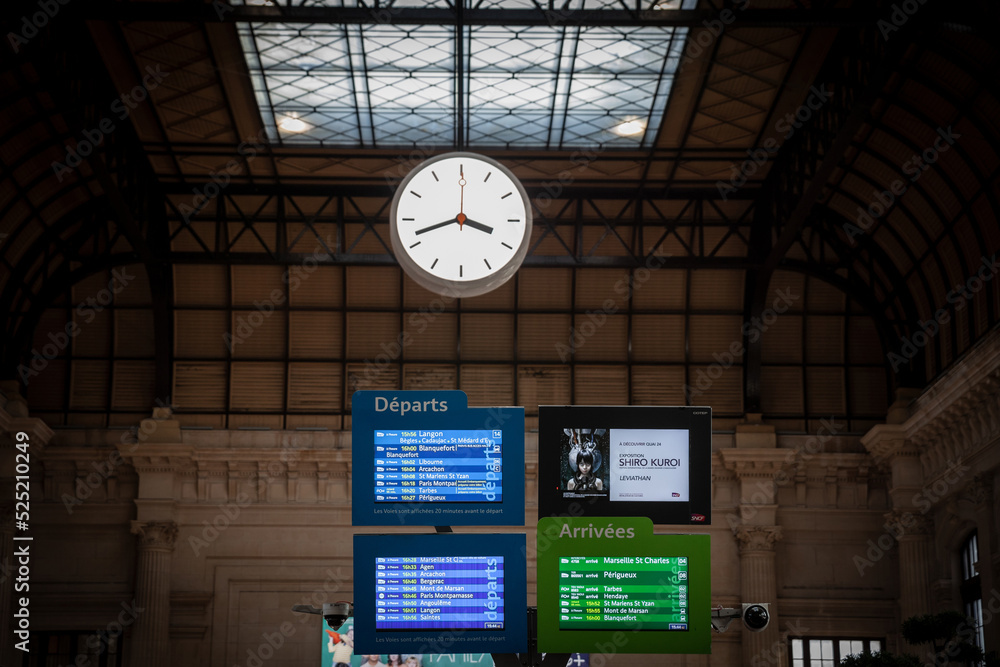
top-left (374, 430), bottom-right (503, 503)
top-left (558, 556), bottom-right (688, 631)
top-left (376, 556), bottom-right (505, 631)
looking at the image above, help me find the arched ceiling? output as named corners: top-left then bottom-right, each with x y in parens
top-left (1, 0), bottom-right (997, 430)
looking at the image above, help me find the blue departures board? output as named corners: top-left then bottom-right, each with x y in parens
top-left (375, 556), bottom-right (504, 630)
top-left (374, 430), bottom-right (502, 503)
top-left (354, 533), bottom-right (527, 654)
top-left (352, 391), bottom-right (524, 526)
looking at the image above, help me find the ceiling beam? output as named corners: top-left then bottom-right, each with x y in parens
top-left (740, 2), bottom-right (939, 408)
top-left (3, 24), bottom-right (175, 403)
top-left (78, 4), bottom-right (887, 27)
top-left (160, 182), bottom-right (759, 200)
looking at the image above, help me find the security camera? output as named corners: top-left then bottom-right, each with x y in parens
top-left (291, 601), bottom-right (354, 628)
top-left (742, 603), bottom-right (769, 632)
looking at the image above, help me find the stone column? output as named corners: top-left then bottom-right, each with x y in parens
top-left (889, 510), bottom-right (933, 619)
top-left (721, 418), bottom-right (789, 667)
top-left (734, 525), bottom-right (783, 667)
top-left (862, 414), bottom-right (932, 655)
top-left (129, 520), bottom-right (178, 667)
top-left (861, 424), bottom-right (930, 624)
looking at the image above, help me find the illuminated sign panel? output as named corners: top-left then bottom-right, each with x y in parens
top-left (557, 556), bottom-right (688, 631)
top-left (608, 428), bottom-right (688, 502)
top-left (537, 406), bottom-right (712, 525)
top-left (373, 430), bottom-right (502, 504)
top-left (536, 517), bottom-right (709, 654)
top-left (352, 391), bottom-right (524, 526)
top-left (374, 555), bottom-right (505, 631)
top-left (354, 533), bottom-right (527, 654)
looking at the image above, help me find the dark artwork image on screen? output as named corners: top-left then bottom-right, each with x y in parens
top-left (559, 429), bottom-right (610, 499)
top-left (537, 406), bottom-right (712, 525)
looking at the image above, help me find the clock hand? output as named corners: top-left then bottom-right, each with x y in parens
top-left (458, 166), bottom-right (466, 230)
top-left (415, 219), bottom-right (458, 235)
top-left (462, 218), bottom-right (494, 234)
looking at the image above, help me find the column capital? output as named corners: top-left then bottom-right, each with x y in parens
top-left (131, 520), bottom-right (179, 552)
top-left (733, 525), bottom-right (783, 553)
top-left (884, 509), bottom-right (933, 536)
top-left (963, 474), bottom-right (993, 507)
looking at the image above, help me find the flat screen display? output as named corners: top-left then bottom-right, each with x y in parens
top-left (375, 556), bottom-right (504, 631)
top-left (536, 517), bottom-right (710, 654)
top-left (374, 430), bottom-right (502, 504)
top-left (537, 406), bottom-right (711, 525)
top-left (352, 391), bottom-right (524, 526)
top-left (557, 555), bottom-right (688, 631)
top-left (353, 533), bottom-right (527, 654)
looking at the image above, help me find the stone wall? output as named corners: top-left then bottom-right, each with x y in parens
top-left (3, 333), bottom-right (998, 666)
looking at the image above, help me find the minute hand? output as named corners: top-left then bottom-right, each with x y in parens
top-left (415, 219), bottom-right (457, 235)
top-left (463, 218), bottom-right (493, 234)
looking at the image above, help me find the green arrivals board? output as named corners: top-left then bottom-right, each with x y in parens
top-left (557, 556), bottom-right (688, 631)
top-left (536, 517), bottom-right (710, 654)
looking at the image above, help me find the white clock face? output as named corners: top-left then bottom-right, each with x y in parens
top-left (390, 153), bottom-right (532, 297)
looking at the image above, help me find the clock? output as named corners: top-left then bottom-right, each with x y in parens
top-left (389, 152), bottom-right (532, 298)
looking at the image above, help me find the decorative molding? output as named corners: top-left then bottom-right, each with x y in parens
top-left (899, 332), bottom-right (1000, 478)
top-left (720, 449), bottom-right (792, 479)
top-left (170, 590), bottom-right (213, 641)
top-left (860, 424), bottom-right (917, 464)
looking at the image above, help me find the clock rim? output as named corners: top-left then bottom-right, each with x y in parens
top-left (389, 151), bottom-right (533, 299)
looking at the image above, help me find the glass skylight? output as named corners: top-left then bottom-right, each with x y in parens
top-left (236, 0), bottom-right (694, 148)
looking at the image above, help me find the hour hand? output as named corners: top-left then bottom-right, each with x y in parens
top-left (463, 218), bottom-right (493, 234)
top-left (415, 219), bottom-right (457, 235)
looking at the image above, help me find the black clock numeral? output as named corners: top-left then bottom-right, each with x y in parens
top-left (459, 265), bottom-right (463, 278)
top-left (410, 241), bottom-right (421, 249)
top-left (501, 242), bottom-right (513, 249)
top-left (402, 217), bottom-right (414, 221)
top-left (484, 172), bottom-right (492, 183)
top-left (484, 259), bottom-right (491, 270)
top-left (410, 191), bottom-right (422, 198)
top-left (431, 258), bottom-right (439, 270)
top-left (507, 218), bottom-right (519, 222)
top-left (501, 192), bottom-right (512, 199)
top-left (432, 171), bottom-right (439, 182)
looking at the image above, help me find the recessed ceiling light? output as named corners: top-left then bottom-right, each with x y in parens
top-left (613, 120), bottom-right (645, 136)
top-left (279, 116), bottom-right (309, 133)
top-left (290, 56), bottom-right (323, 71)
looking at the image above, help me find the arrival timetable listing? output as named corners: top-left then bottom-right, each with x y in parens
top-left (376, 556), bottom-right (505, 631)
top-left (558, 556), bottom-right (689, 631)
top-left (374, 429), bottom-right (503, 503)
